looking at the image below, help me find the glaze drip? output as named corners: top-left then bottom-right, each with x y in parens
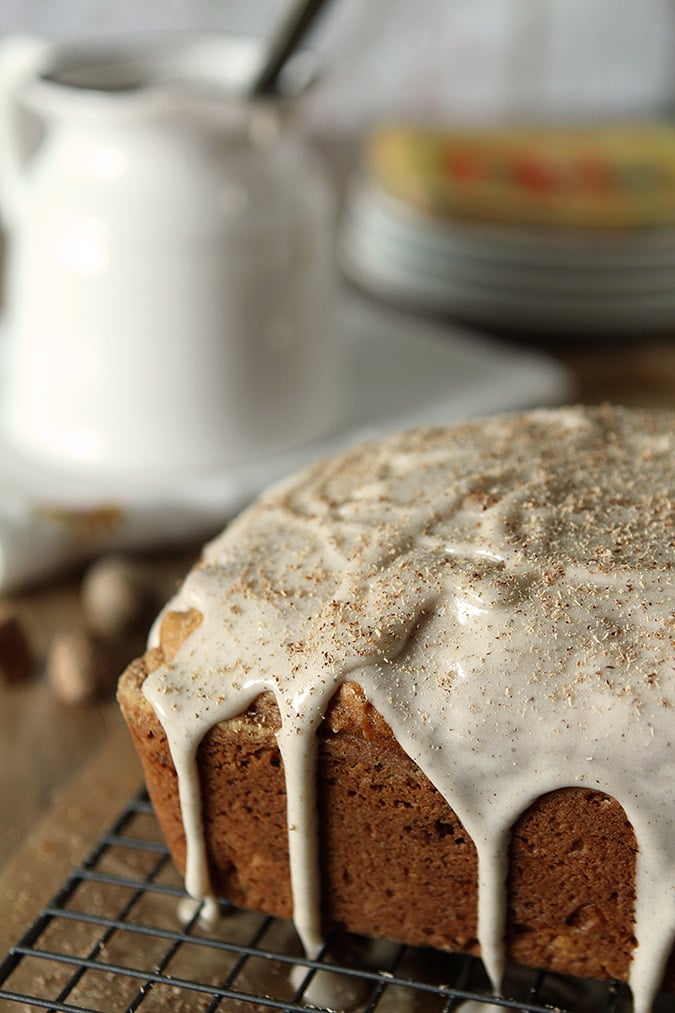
top-left (143, 405), bottom-right (674, 1011)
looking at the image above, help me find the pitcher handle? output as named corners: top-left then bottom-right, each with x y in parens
top-left (0, 34), bottom-right (50, 229)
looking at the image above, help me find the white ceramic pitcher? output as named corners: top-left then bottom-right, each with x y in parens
top-left (0, 33), bottom-right (338, 477)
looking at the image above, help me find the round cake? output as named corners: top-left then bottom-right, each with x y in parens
top-left (118, 404), bottom-right (674, 1012)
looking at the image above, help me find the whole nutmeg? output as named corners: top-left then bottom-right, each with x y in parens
top-left (46, 626), bottom-right (100, 705)
top-left (81, 555), bottom-right (158, 638)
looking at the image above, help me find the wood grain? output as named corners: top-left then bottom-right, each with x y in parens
top-left (0, 722), bottom-right (140, 960)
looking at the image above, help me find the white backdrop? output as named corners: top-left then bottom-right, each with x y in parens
top-left (0, 0), bottom-right (674, 127)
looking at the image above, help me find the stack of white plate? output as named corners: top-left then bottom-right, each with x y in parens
top-left (339, 179), bottom-right (675, 337)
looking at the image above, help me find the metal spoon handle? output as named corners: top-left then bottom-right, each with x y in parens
top-left (251, 0), bottom-right (332, 97)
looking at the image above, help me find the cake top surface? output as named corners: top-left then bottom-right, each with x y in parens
top-left (143, 404), bottom-right (675, 1009)
top-left (167, 403), bottom-right (673, 712)
top-left (149, 401), bottom-right (674, 810)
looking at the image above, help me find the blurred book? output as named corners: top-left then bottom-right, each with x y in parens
top-left (364, 120), bottom-right (675, 230)
top-left (340, 120), bottom-right (675, 335)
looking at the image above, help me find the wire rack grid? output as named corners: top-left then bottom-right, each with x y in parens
top-left (0, 789), bottom-right (656, 1013)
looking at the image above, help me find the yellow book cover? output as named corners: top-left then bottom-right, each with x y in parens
top-left (367, 122), bottom-right (675, 230)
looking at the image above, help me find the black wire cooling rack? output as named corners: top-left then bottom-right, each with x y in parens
top-left (0, 789), bottom-right (664, 1013)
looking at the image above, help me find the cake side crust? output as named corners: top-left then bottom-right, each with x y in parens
top-left (118, 649), bottom-right (663, 985)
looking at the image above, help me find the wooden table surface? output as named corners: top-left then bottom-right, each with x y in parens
top-left (1, 332), bottom-right (674, 960)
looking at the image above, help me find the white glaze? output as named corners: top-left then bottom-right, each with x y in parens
top-left (143, 406), bottom-right (675, 1012)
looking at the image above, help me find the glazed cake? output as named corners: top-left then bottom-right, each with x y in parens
top-left (118, 405), bottom-right (675, 1011)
